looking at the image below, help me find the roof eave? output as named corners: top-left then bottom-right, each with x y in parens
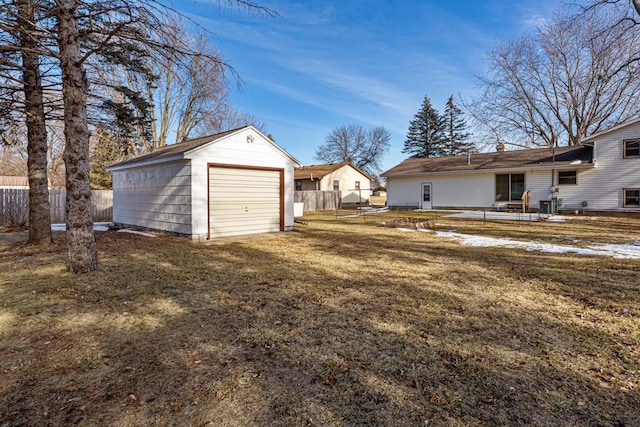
top-left (383, 162), bottom-right (594, 178)
top-left (106, 154), bottom-right (186, 172)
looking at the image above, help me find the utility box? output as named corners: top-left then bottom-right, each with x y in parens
top-left (539, 200), bottom-right (556, 214)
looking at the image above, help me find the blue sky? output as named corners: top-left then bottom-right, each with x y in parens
top-left (176, 0), bottom-right (563, 172)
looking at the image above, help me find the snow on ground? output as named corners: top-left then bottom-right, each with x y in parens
top-left (545, 215), bottom-right (599, 222)
top-left (433, 230), bottom-right (640, 259)
top-left (116, 229), bottom-right (156, 238)
top-left (51, 222), bottom-right (111, 232)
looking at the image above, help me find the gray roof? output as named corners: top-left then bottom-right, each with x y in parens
top-left (382, 145), bottom-right (593, 177)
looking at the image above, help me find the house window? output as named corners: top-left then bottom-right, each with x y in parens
top-left (333, 180), bottom-right (339, 191)
top-left (624, 189), bottom-right (640, 207)
top-left (558, 171), bottom-right (577, 185)
top-left (295, 180), bottom-right (302, 191)
top-left (355, 181), bottom-right (360, 190)
top-left (624, 139), bottom-right (640, 158)
top-left (496, 173), bottom-right (525, 201)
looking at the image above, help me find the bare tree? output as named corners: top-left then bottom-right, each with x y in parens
top-left (469, 5), bottom-right (640, 148)
top-left (314, 124), bottom-right (391, 175)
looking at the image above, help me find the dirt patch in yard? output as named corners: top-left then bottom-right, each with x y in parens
top-left (1, 213), bottom-right (639, 426)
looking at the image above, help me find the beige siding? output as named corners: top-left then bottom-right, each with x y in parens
top-left (188, 128), bottom-right (296, 240)
top-left (209, 167), bottom-right (281, 238)
top-left (112, 160), bottom-right (192, 234)
top-left (319, 166), bottom-right (371, 205)
top-left (298, 179), bottom-right (320, 191)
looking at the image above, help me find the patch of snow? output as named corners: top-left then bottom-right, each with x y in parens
top-left (117, 229), bottom-right (156, 238)
top-left (51, 222), bottom-right (112, 232)
top-left (546, 215), bottom-right (599, 222)
top-left (434, 231), bottom-right (640, 259)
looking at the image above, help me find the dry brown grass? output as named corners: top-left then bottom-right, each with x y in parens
top-left (1, 211), bottom-right (639, 426)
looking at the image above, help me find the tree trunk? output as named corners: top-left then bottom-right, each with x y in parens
top-left (17, 0), bottom-right (53, 245)
top-left (56, 0), bottom-right (98, 273)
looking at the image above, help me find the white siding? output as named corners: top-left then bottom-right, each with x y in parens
top-left (388, 173), bottom-right (496, 209)
top-left (209, 167), bottom-right (281, 238)
top-left (561, 127), bottom-right (640, 210)
top-left (112, 160), bottom-right (192, 234)
top-left (526, 170), bottom-right (553, 208)
top-left (188, 128), bottom-right (296, 240)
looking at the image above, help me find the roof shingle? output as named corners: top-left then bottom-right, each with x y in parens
top-left (382, 145), bottom-right (593, 177)
top-left (108, 127), bottom-right (246, 169)
top-left (294, 162), bottom-right (373, 180)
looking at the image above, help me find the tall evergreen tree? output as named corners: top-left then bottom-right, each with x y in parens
top-left (443, 95), bottom-right (474, 156)
top-left (402, 96), bottom-right (446, 158)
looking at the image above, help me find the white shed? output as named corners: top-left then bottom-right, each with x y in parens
top-left (107, 126), bottom-right (301, 240)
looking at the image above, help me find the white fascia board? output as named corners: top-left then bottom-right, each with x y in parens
top-left (106, 154), bottom-right (185, 172)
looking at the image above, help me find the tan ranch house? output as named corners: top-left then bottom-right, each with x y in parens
top-left (383, 118), bottom-right (640, 213)
top-left (295, 162), bottom-right (373, 207)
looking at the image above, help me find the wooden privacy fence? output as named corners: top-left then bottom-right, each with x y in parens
top-left (0, 189), bottom-right (113, 225)
top-left (294, 190), bottom-right (341, 212)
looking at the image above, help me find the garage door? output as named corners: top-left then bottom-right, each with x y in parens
top-left (209, 166), bottom-right (282, 238)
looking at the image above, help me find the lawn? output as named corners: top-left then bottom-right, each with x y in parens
top-left (1, 211), bottom-right (639, 426)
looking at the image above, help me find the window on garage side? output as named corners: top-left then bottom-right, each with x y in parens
top-left (295, 180), bottom-right (302, 191)
top-left (355, 181), bottom-right (360, 190)
top-left (333, 180), bottom-right (339, 191)
top-left (496, 173), bottom-right (524, 201)
top-left (624, 139), bottom-right (640, 158)
top-left (558, 170), bottom-right (577, 185)
top-left (624, 188), bottom-right (640, 207)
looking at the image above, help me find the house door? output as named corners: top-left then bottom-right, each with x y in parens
top-left (421, 183), bottom-right (432, 209)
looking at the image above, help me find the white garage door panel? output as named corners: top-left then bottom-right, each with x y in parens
top-left (209, 166), bottom-right (281, 238)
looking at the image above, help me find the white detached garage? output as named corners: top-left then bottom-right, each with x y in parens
top-left (107, 126), bottom-right (301, 240)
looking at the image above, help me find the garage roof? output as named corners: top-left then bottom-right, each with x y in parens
top-left (107, 126), bottom-right (300, 171)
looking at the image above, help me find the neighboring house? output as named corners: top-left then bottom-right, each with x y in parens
top-left (383, 118), bottom-right (640, 213)
top-left (294, 162), bottom-right (373, 206)
top-left (107, 126), bottom-right (301, 240)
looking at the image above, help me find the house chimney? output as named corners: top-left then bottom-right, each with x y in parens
top-left (496, 142), bottom-right (508, 152)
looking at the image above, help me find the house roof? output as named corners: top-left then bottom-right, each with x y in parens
top-left (382, 145), bottom-right (593, 177)
top-left (107, 126), bottom-right (301, 171)
top-left (294, 162), bottom-right (374, 181)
